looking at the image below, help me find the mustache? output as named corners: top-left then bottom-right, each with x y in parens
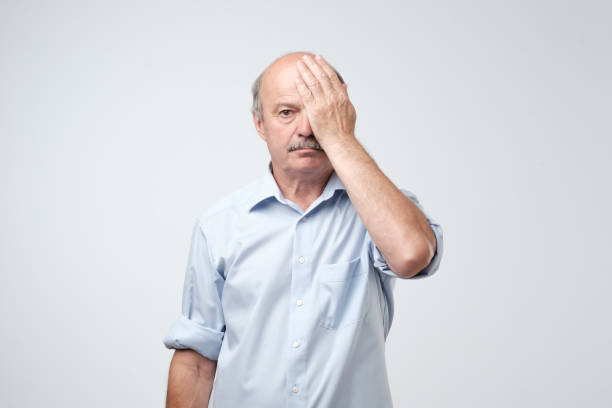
top-left (288, 138), bottom-right (323, 152)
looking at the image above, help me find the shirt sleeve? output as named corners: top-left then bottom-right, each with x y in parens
top-left (163, 219), bottom-right (226, 360)
top-left (368, 188), bottom-right (444, 280)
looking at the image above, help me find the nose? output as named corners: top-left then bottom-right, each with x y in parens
top-left (296, 112), bottom-right (313, 138)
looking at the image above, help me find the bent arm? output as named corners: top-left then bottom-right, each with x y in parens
top-left (324, 138), bottom-right (437, 278)
top-left (166, 349), bottom-right (217, 408)
top-left (293, 54), bottom-right (436, 278)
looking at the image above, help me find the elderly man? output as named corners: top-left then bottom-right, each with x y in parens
top-left (163, 51), bottom-right (444, 407)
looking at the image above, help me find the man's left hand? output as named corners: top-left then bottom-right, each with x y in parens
top-left (295, 54), bottom-right (357, 149)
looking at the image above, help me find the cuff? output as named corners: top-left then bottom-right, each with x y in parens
top-left (163, 315), bottom-right (225, 361)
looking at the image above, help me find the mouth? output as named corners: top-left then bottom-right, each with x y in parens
top-left (294, 147), bottom-right (322, 152)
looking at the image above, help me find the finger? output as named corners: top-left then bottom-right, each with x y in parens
top-left (295, 75), bottom-right (314, 105)
top-left (300, 55), bottom-right (333, 94)
top-left (296, 60), bottom-right (325, 99)
top-left (314, 55), bottom-right (343, 90)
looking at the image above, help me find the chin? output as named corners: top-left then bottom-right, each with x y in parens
top-left (292, 156), bottom-right (330, 171)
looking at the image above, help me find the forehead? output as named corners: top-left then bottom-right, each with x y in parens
top-left (261, 55), bottom-right (310, 109)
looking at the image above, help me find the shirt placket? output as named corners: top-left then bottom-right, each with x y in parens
top-left (285, 212), bottom-right (312, 408)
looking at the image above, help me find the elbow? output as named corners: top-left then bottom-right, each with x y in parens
top-left (392, 240), bottom-right (435, 279)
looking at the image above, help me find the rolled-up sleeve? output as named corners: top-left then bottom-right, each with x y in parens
top-left (163, 219), bottom-right (226, 360)
top-left (369, 189), bottom-right (444, 280)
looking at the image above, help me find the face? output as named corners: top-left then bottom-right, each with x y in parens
top-left (252, 53), bottom-right (332, 178)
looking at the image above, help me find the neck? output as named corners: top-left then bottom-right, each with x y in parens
top-left (270, 162), bottom-right (334, 211)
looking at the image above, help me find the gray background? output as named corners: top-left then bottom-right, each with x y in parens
top-left (1, 0), bottom-right (610, 407)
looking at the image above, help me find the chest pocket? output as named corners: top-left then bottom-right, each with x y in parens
top-left (316, 256), bottom-right (369, 330)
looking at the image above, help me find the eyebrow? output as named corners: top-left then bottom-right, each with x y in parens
top-left (272, 102), bottom-right (301, 112)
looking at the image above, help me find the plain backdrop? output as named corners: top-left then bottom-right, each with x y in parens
top-left (1, 1), bottom-right (610, 407)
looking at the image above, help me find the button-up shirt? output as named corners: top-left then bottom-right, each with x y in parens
top-left (163, 161), bottom-right (444, 407)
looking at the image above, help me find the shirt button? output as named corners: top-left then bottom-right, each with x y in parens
top-left (298, 256), bottom-right (305, 264)
top-left (302, 216), bottom-right (307, 222)
top-left (292, 340), bottom-right (300, 348)
top-left (296, 299), bottom-right (303, 306)
top-left (292, 386), bottom-right (299, 393)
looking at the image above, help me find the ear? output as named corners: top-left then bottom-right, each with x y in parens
top-left (252, 111), bottom-right (266, 141)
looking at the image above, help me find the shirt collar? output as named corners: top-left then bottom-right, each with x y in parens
top-left (247, 161), bottom-right (345, 212)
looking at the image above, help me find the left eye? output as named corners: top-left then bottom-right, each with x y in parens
top-left (280, 110), bottom-right (292, 116)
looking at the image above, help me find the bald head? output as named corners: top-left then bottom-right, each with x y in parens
top-left (250, 51), bottom-right (345, 122)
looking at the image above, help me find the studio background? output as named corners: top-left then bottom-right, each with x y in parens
top-left (1, 1), bottom-right (610, 407)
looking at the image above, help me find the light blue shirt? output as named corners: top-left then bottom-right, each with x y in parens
top-left (163, 161), bottom-right (444, 407)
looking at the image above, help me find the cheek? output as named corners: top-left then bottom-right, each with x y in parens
top-left (270, 123), bottom-right (296, 143)
top-left (271, 120), bottom-right (295, 132)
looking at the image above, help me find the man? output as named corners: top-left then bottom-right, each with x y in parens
top-left (163, 51), bottom-right (444, 407)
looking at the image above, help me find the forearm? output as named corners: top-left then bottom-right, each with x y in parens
top-left (166, 350), bottom-right (217, 408)
top-left (323, 136), bottom-right (436, 277)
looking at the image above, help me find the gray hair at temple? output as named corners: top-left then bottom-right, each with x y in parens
top-left (250, 54), bottom-right (345, 122)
